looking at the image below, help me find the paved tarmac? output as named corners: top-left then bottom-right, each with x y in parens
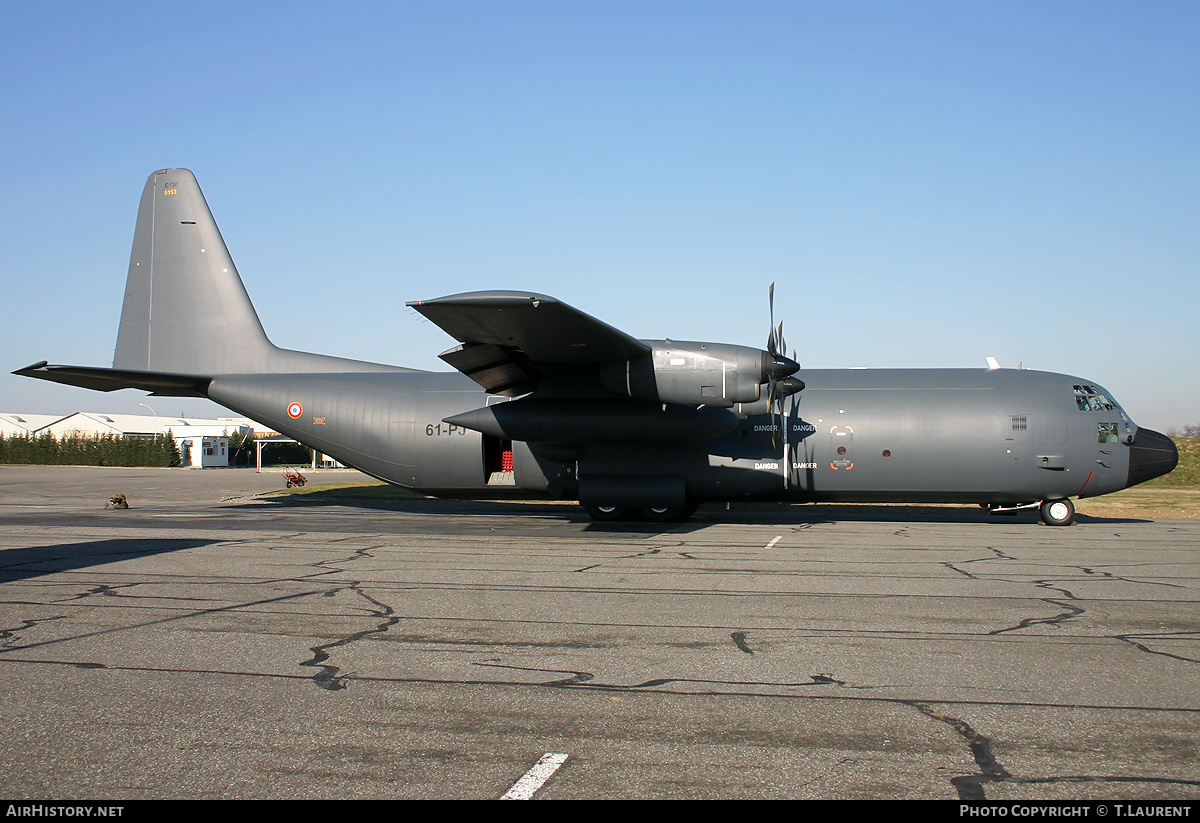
top-left (1, 465), bottom-right (1197, 800)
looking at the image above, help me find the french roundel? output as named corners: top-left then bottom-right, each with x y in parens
top-left (287, 402), bottom-right (303, 419)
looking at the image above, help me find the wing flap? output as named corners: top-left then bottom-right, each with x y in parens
top-left (437, 343), bottom-right (536, 396)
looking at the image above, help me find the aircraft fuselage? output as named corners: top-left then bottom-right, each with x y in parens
top-left (206, 365), bottom-right (1164, 510)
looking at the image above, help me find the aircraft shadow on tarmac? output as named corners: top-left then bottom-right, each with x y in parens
top-left (233, 493), bottom-right (1155, 530)
top-left (0, 538), bottom-right (220, 582)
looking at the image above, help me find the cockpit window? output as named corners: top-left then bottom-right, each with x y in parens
top-left (1073, 385), bottom-right (1115, 412)
top-left (1098, 423), bottom-right (1119, 444)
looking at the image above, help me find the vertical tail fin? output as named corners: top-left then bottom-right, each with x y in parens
top-left (114, 168), bottom-right (274, 374)
top-left (16, 169), bottom-right (406, 396)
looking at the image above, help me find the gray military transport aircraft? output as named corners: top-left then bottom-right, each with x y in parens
top-left (16, 169), bottom-right (1179, 525)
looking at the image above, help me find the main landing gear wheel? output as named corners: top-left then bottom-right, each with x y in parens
top-left (584, 504), bottom-right (635, 522)
top-left (1039, 498), bottom-right (1075, 527)
top-left (641, 504), bottom-right (698, 522)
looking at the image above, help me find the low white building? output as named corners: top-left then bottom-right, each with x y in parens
top-left (180, 434), bottom-right (230, 468)
top-left (0, 413), bottom-right (64, 437)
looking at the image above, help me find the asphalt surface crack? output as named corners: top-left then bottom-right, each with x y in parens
top-left (473, 660), bottom-right (860, 692)
top-left (731, 631), bottom-right (753, 654)
top-left (942, 562), bottom-right (977, 579)
top-left (61, 583), bottom-right (143, 601)
top-left (809, 673), bottom-right (847, 686)
top-left (1077, 565), bottom-right (1187, 590)
top-left (988, 577), bottom-right (1085, 636)
top-left (988, 598), bottom-right (1084, 635)
top-left (943, 547), bottom-right (1015, 579)
top-left (1, 615), bottom-right (67, 647)
top-left (909, 702), bottom-right (1200, 798)
top-left (623, 547), bottom-right (663, 559)
top-left (1113, 632), bottom-right (1200, 665)
top-left (300, 584), bottom-right (399, 691)
top-left (907, 702), bottom-right (1010, 800)
top-left (474, 661), bottom-right (595, 686)
top-left (1032, 579), bottom-right (1078, 600)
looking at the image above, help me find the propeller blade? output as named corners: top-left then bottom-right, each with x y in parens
top-left (785, 380), bottom-right (804, 486)
top-left (764, 282), bottom-right (803, 452)
top-left (772, 371), bottom-right (782, 448)
top-left (767, 283), bottom-right (777, 357)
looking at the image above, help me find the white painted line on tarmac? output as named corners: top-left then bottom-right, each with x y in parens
top-left (765, 535), bottom-right (783, 549)
top-left (500, 752), bottom-right (569, 800)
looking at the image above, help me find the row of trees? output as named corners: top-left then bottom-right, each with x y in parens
top-left (0, 432), bottom-right (181, 467)
top-left (1, 429), bottom-right (314, 468)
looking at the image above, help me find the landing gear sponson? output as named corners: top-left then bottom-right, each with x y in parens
top-left (588, 498), bottom-right (1079, 525)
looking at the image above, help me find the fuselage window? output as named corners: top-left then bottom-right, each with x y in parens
top-left (1098, 423), bottom-right (1119, 444)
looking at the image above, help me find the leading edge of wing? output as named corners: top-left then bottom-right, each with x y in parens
top-left (407, 291), bottom-right (651, 366)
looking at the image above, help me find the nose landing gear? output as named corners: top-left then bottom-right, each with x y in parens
top-left (985, 499), bottom-right (1077, 526)
top-left (1039, 498), bottom-right (1075, 526)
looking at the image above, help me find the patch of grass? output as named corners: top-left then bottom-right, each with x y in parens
top-left (278, 479), bottom-right (426, 501)
top-left (1144, 437), bottom-right (1200, 487)
top-left (1076, 487), bottom-right (1200, 519)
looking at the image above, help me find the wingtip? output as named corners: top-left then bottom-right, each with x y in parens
top-left (12, 360), bottom-right (49, 376)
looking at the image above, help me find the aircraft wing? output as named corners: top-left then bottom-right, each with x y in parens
top-left (408, 291), bottom-right (650, 395)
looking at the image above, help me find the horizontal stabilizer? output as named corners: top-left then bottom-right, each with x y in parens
top-left (12, 362), bottom-right (210, 396)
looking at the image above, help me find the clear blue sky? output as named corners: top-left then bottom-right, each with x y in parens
top-left (3, 1), bottom-right (1197, 431)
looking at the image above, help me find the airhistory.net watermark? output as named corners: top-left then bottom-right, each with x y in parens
top-left (5, 807), bottom-right (123, 818)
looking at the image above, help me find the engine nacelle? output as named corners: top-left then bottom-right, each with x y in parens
top-left (445, 397), bottom-right (740, 442)
top-left (598, 340), bottom-right (792, 407)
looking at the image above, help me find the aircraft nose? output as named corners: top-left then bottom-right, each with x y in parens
top-left (1127, 428), bottom-right (1179, 488)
